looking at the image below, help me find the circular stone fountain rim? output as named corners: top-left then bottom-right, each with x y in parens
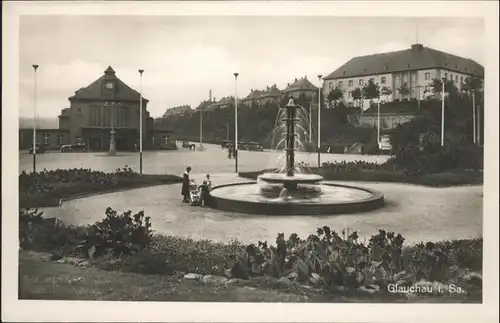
top-left (207, 181), bottom-right (385, 215)
top-left (258, 173), bottom-right (324, 184)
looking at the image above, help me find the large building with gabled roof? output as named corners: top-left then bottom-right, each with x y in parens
top-left (56, 66), bottom-right (175, 151)
top-left (323, 43), bottom-right (484, 107)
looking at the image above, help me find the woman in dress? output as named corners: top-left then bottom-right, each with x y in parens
top-left (181, 166), bottom-right (192, 203)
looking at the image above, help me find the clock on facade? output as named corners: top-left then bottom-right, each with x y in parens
top-left (105, 82), bottom-right (114, 89)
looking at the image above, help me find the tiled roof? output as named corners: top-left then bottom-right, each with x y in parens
top-left (324, 44), bottom-right (484, 80)
top-left (243, 89), bottom-right (264, 100)
top-left (283, 76), bottom-right (318, 93)
top-left (68, 66), bottom-right (149, 103)
top-left (256, 85), bottom-right (282, 99)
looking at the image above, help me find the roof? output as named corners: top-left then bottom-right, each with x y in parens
top-left (256, 85), bottom-right (282, 99)
top-left (324, 44), bottom-right (484, 80)
top-left (68, 66), bottom-right (149, 103)
top-left (243, 89), bottom-right (264, 100)
top-left (283, 76), bottom-right (318, 93)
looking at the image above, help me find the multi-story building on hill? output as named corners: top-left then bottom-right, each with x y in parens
top-left (323, 43), bottom-right (484, 109)
top-left (163, 105), bottom-right (193, 117)
top-left (255, 84), bottom-right (282, 106)
top-left (241, 89), bottom-right (264, 107)
top-left (282, 76), bottom-right (319, 101)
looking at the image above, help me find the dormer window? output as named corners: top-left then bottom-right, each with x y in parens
top-left (343, 71), bottom-right (347, 76)
top-left (363, 68), bottom-right (367, 72)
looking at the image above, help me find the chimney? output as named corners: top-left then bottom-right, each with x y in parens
top-left (209, 89), bottom-right (212, 101)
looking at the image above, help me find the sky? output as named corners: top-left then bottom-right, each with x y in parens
top-left (18, 15), bottom-right (484, 118)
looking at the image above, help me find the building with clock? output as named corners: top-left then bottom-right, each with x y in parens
top-left (19, 66), bottom-right (176, 151)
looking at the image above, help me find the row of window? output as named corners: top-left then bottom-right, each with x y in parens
top-left (330, 71), bottom-right (467, 91)
top-left (40, 134), bottom-right (173, 146)
top-left (41, 134), bottom-right (64, 145)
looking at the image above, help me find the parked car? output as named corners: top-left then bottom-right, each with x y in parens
top-left (378, 135), bottom-right (392, 155)
top-left (60, 143), bottom-right (87, 153)
top-left (182, 141), bottom-right (191, 148)
top-left (248, 142), bottom-right (264, 151)
top-left (28, 144), bottom-right (46, 154)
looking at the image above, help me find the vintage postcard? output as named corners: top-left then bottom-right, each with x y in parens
top-left (2, 1), bottom-right (498, 322)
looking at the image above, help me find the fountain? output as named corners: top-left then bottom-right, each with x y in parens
top-left (208, 98), bottom-right (384, 215)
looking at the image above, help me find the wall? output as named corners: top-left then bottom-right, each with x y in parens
top-left (358, 113), bottom-right (418, 130)
top-left (68, 100), bottom-right (149, 145)
top-left (323, 73), bottom-right (394, 106)
top-left (149, 132), bottom-right (177, 150)
top-left (19, 129), bottom-right (70, 150)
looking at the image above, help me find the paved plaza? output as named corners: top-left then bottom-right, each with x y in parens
top-left (19, 143), bottom-right (390, 175)
top-left (20, 145), bottom-right (483, 245)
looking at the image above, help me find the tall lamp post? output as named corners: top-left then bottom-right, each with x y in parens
top-left (471, 89), bottom-right (476, 145)
top-left (317, 74), bottom-right (322, 168)
top-left (32, 64), bottom-right (39, 173)
top-left (376, 75), bottom-right (381, 150)
top-left (138, 69), bottom-right (144, 174)
top-left (441, 78), bottom-right (446, 147)
top-left (233, 73), bottom-right (239, 173)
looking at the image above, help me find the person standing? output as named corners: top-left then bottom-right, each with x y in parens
top-left (181, 166), bottom-right (192, 203)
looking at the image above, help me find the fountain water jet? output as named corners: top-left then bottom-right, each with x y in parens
top-left (208, 98), bottom-right (385, 215)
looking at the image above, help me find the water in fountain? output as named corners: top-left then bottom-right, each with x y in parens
top-left (208, 98), bottom-right (384, 214)
top-left (257, 98), bottom-right (324, 200)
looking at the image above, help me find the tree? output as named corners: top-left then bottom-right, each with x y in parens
top-left (362, 79), bottom-right (380, 100)
top-left (398, 82), bottom-right (410, 98)
top-left (380, 86), bottom-right (392, 96)
top-left (327, 87), bottom-right (344, 108)
top-left (351, 87), bottom-right (362, 108)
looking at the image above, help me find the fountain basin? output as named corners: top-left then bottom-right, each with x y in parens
top-left (208, 181), bottom-right (385, 215)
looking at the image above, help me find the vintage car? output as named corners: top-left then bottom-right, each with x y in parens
top-left (60, 143), bottom-right (87, 153)
top-left (28, 144), bottom-right (46, 154)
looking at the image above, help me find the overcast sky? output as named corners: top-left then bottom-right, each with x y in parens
top-left (19, 15), bottom-right (484, 118)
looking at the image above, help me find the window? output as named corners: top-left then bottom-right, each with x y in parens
top-left (57, 135), bottom-right (63, 145)
top-left (348, 80), bottom-right (353, 87)
top-left (152, 136), bottom-right (156, 145)
top-left (359, 79), bottom-right (364, 86)
top-left (338, 81), bottom-right (343, 89)
top-left (329, 82), bottom-right (333, 89)
top-left (411, 88), bottom-right (415, 95)
top-left (43, 134), bottom-right (50, 145)
top-left (381, 76), bottom-right (386, 84)
top-left (460, 76), bottom-right (464, 84)
top-left (403, 74), bottom-right (408, 82)
top-left (395, 76), bottom-right (400, 84)
top-left (163, 135), bottom-right (169, 145)
top-left (424, 72), bottom-right (431, 80)
top-left (411, 72), bottom-right (417, 81)
top-left (455, 75), bottom-right (458, 82)
top-left (449, 74), bottom-right (453, 80)
top-left (444, 73), bottom-right (447, 79)
top-left (369, 78), bottom-right (374, 83)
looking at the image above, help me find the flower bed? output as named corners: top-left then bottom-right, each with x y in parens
top-left (239, 161), bottom-right (482, 187)
top-left (19, 167), bottom-right (182, 208)
top-left (19, 208), bottom-right (482, 301)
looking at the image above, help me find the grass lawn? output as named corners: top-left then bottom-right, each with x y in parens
top-left (18, 251), bottom-right (478, 303)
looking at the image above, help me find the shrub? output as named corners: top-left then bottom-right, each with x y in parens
top-left (230, 227), bottom-right (482, 292)
top-left (78, 207), bottom-right (154, 258)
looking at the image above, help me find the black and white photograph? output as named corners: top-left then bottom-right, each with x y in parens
top-left (2, 1), bottom-right (499, 322)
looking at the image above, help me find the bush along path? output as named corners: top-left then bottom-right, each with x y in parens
top-left (19, 208), bottom-right (483, 302)
top-left (19, 167), bottom-right (182, 208)
top-left (239, 159), bottom-right (483, 187)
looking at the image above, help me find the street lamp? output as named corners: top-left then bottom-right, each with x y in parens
top-left (32, 64), bottom-right (39, 173)
top-left (317, 74), bottom-right (322, 168)
top-left (233, 72), bottom-right (239, 173)
top-left (376, 75), bottom-right (381, 150)
top-left (138, 69), bottom-right (144, 174)
top-left (471, 89), bottom-right (476, 145)
top-left (441, 78), bottom-right (446, 147)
